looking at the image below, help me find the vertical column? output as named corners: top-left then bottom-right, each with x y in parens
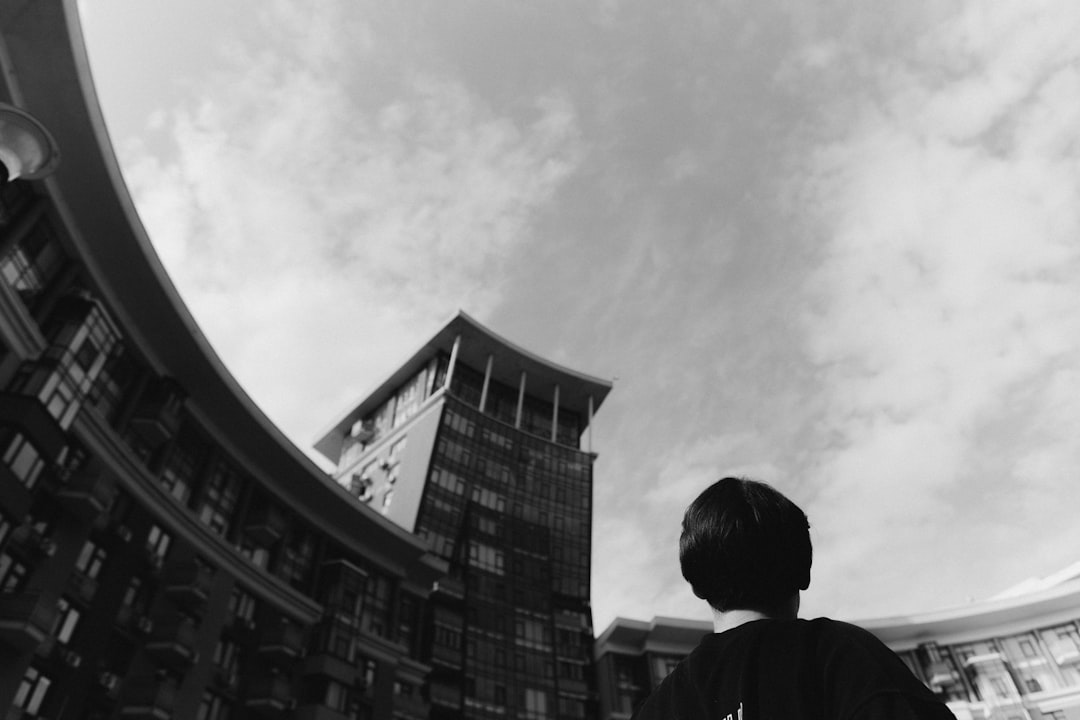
top-left (444, 334), bottom-right (462, 391)
top-left (479, 354), bottom-right (493, 413)
top-left (515, 371), bottom-right (526, 429)
top-left (550, 384), bottom-right (560, 443)
top-left (587, 395), bottom-right (594, 453)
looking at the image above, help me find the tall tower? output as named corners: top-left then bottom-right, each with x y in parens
top-left (315, 311), bottom-right (612, 720)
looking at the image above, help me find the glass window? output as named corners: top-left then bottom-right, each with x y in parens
top-left (0, 553), bottom-right (27, 591)
top-left (74, 540), bottom-right (107, 579)
top-left (13, 665), bottom-right (51, 715)
top-left (2, 432), bottom-right (45, 489)
top-left (147, 524), bottom-right (171, 561)
top-left (198, 463), bottom-right (242, 537)
top-left (52, 596), bottom-right (80, 644)
top-left (196, 691), bottom-right (230, 720)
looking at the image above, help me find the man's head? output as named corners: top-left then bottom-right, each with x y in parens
top-left (679, 477), bottom-right (812, 615)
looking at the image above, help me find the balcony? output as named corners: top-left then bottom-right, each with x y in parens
top-left (8, 523), bottom-right (56, 558)
top-left (927, 660), bottom-right (962, 690)
top-left (145, 616), bottom-right (198, 668)
top-left (395, 691), bottom-right (431, 720)
top-left (962, 651), bottom-right (1005, 667)
top-left (68, 570), bottom-right (99, 602)
top-left (300, 652), bottom-right (357, 684)
top-left (0, 590), bottom-right (57, 652)
top-left (0, 392), bottom-right (66, 459)
top-left (57, 466), bottom-right (117, 520)
top-left (162, 560), bottom-right (213, 610)
top-left (128, 378), bottom-right (184, 449)
top-left (1049, 639), bottom-right (1080, 666)
top-left (118, 675), bottom-right (178, 719)
top-left (244, 504), bottom-right (287, 546)
top-left (293, 705), bottom-right (351, 720)
top-left (257, 619), bottom-right (305, 665)
top-left (245, 674), bottom-right (294, 716)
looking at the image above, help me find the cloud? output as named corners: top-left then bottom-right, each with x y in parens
top-left (119, 0), bottom-right (584, 449)
top-left (787, 0), bottom-right (1080, 617)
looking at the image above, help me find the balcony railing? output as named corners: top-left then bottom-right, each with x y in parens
top-left (145, 616), bottom-right (198, 668)
top-left (0, 590), bottom-right (57, 652)
top-left (127, 378), bottom-right (184, 449)
top-left (257, 619), bottom-right (305, 665)
top-left (118, 675), bottom-right (178, 719)
top-left (244, 674), bottom-right (294, 715)
top-left (162, 560), bottom-right (213, 610)
top-left (56, 466), bottom-right (117, 520)
top-left (244, 504), bottom-right (287, 546)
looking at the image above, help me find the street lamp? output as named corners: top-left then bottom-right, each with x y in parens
top-left (0, 103), bottom-right (61, 183)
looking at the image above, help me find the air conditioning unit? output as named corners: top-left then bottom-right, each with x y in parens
top-left (98, 672), bottom-right (120, 691)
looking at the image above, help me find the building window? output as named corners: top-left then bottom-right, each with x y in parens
top-left (52, 596), bottom-right (80, 644)
top-left (1019, 639), bottom-right (1037, 657)
top-left (146, 524), bottom-right (171, 561)
top-left (468, 542), bottom-right (505, 575)
top-left (74, 540), bottom-right (107, 579)
top-left (198, 463), bottom-right (241, 537)
top-left (361, 573), bottom-right (392, 638)
top-left (0, 509), bottom-right (11, 546)
top-left (0, 223), bottom-right (64, 304)
top-left (196, 691), bottom-right (230, 720)
top-left (0, 552), bottom-right (27, 591)
top-left (2, 431), bottom-right (46, 489)
top-left (522, 688), bottom-right (549, 720)
top-left (229, 587), bottom-right (257, 625)
top-left (213, 639), bottom-right (240, 685)
top-left (159, 441), bottom-right (198, 504)
top-left (13, 665), bottom-right (51, 716)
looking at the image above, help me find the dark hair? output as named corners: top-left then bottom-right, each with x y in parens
top-left (679, 477), bottom-right (812, 613)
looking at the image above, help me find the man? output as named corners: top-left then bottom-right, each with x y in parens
top-left (632, 477), bottom-right (955, 720)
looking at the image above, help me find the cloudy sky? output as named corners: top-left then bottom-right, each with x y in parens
top-left (78, 0), bottom-right (1080, 631)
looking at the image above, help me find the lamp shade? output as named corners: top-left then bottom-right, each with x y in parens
top-left (0, 103), bottom-right (61, 182)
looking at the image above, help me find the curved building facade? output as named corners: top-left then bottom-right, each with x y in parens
top-left (0, 3), bottom-right (446, 719)
top-left (595, 570), bottom-right (1080, 720)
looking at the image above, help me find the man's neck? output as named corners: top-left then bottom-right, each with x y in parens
top-left (710, 594), bottom-right (800, 634)
top-left (711, 608), bottom-right (772, 634)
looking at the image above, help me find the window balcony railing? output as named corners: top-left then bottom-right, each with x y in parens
top-left (926, 661), bottom-right (962, 690)
top-left (244, 674), bottom-right (294, 715)
top-left (0, 590), bottom-right (58, 652)
top-left (257, 619), bottom-right (305, 665)
top-left (56, 466), bottom-right (116, 520)
top-left (292, 704), bottom-right (351, 720)
top-left (1049, 639), bottom-right (1080, 666)
top-left (127, 377), bottom-right (184, 450)
top-left (162, 560), bottom-right (213, 610)
top-left (962, 652), bottom-right (1005, 668)
top-left (145, 616), bottom-right (198, 669)
top-left (244, 503), bottom-right (287, 546)
top-left (0, 391), bottom-right (66, 459)
top-left (118, 675), bottom-right (177, 719)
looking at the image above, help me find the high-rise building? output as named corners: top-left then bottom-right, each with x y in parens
top-left (315, 313), bottom-right (612, 720)
top-left (0, 3), bottom-right (446, 719)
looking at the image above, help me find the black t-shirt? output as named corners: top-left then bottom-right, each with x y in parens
top-left (632, 618), bottom-right (956, 720)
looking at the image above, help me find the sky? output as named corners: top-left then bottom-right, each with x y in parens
top-left (77, 0), bottom-right (1080, 631)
